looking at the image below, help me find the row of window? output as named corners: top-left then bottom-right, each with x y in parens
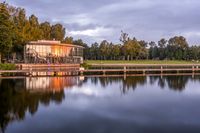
top-left (26, 44), bottom-right (83, 57)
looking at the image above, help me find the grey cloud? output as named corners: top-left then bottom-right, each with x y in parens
top-left (8, 0), bottom-right (200, 45)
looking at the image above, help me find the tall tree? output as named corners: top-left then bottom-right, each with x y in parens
top-left (0, 2), bottom-right (13, 63)
top-left (158, 38), bottom-right (167, 48)
top-left (50, 23), bottom-right (65, 41)
top-left (90, 42), bottom-right (99, 60)
top-left (29, 14), bottom-right (42, 40)
top-left (112, 44), bottom-right (121, 60)
top-left (124, 38), bottom-right (141, 60)
top-left (99, 40), bottom-right (110, 60)
top-left (40, 22), bottom-right (51, 40)
top-left (168, 36), bottom-right (188, 48)
top-left (168, 36), bottom-right (188, 60)
top-left (12, 8), bottom-right (29, 54)
top-left (158, 38), bottom-right (167, 60)
top-left (138, 40), bottom-right (148, 48)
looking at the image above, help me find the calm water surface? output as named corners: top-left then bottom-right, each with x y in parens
top-left (0, 75), bottom-right (200, 133)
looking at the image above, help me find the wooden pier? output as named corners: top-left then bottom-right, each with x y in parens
top-left (1, 64), bottom-right (200, 77)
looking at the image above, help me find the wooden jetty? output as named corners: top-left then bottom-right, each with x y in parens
top-left (0, 64), bottom-right (200, 77)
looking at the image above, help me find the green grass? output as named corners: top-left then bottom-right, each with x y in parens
top-left (85, 60), bottom-right (199, 65)
top-left (0, 63), bottom-right (16, 70)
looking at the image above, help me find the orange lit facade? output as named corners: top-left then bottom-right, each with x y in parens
top-left (24, 40), bottom-right (84, 64)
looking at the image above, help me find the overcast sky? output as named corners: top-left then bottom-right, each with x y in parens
top-left (6, 0), bottom-right (200, 45)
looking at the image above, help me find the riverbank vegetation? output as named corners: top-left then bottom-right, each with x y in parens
top-left (0, 63), bottom-right (16, 70)
top-left (1, 2), bottom-right (200, 64)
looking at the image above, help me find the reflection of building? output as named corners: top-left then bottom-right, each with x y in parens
top-left (24, 40), bottom-right (84, 64)
top-left (26, 77), bottom-right (79, 92)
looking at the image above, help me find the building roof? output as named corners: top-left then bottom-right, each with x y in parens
top-left (28, 40), bottom-right (84, 48)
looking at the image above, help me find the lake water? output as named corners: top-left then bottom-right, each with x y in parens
top-left (1, 75), bottom-right (200, 133)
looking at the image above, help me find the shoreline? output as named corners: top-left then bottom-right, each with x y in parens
top-left (1, 64), bottom-right (200, 77)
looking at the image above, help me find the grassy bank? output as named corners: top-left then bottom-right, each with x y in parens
top-left (85, 60), bottom-right (199, 65)
top-left (0, 63), bottom-right (16, 70)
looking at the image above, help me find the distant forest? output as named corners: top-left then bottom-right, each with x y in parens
top-left (1, 2), bottom-right (200, 62)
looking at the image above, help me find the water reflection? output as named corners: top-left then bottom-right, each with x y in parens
top-left (89, 75), bottom-right (200, 94)
top-left (0, 77), bottom-right (79, 133)
top-left (0, 75), bottom-right (200, 133)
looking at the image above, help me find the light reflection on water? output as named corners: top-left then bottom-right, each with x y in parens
top-left (0, 75), bottom-right (200, 133)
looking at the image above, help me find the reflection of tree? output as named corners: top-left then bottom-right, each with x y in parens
top-left (165, 76), bottom-right (189, 91)
top-left (94, 75), bottom-right (200, 93)
top-left (0, 79), bottom-right (65, 133)
top-left (95, 76), bottom-right (147, 94)
top-left (91, 77), bottom-right (99, 86)
top-left (121, 76), bottom-right (147, 94)
top-left (149, 75), bottom-right (200, 91)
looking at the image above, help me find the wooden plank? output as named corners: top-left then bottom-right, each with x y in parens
top-left (91, 64), bottom-right (200, 67)
top-left (0, 68), bottom-right (200, 73)
top-left (1, 73), bottom-right (200, 79)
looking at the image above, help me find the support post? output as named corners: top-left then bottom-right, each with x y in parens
top-left (143, 70), bottom-right (146, 75)
top-left (124, 73), bottom-right (126, 80)
top-left (80, 71), bottom-right (83, 76)
top-left (103, 71), bottom-right (106, 75)
top-left (29, 67), bottom-right (32, 76)
top-left (161, 66), bottom-right (163, 73)
top-left (124, 66), bottom-right (126, 74)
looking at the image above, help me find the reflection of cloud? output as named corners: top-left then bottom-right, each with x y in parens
top-left (67, 87), bottom-right (99, 96)
top-left (183, 83), bottom-right (200, 95)
top-left (66, 84), bottom-right (120, 98)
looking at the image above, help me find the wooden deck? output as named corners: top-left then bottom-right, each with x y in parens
top-left (18, 63), bottom-right (80, 70)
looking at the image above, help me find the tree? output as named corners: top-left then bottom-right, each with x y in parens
top-left (12, 8), bottom-right (28, 54)
top-left (158, 38), bottom-right (167, 48)
top-left (120, 31), bottom-right (129, 43)
top-left (40, 22), bottom-right (51, 40)
top-left (168, 36), bottom-right (189, 60)
top-left (0, 2), bottom-right (13, 63)
top-left (158, 38), bottom-right (167, 60)
top-left (50, 23), bottom-right (65, 41)
top-left (124, 38), bottom-right (141, 60)
top-left (73, 39), bottom-right (87, 47)
top-left (138, 40), bottom-right (148, 48)
top-left (29, 14), bottom-right (43, 40)
top-left (63, 36), bottom-right (73, 44)
top-left (168, 36), bottom-right (188, 49)
top-left (99, 40), bottom-right (110, 60)
top-left (112, 44), bottom-right (121, 60)
top-left (90, 42), bottom-right (99, 60)
top-left (149, 41), bottom-right (156, 48)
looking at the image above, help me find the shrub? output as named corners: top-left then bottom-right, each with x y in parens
top-left (80, 62), bottom-right (91, 69)
top-left (0, 63), bottom-right (16, 70)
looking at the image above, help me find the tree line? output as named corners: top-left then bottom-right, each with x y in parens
top-left (1, 2), bottom-right (200, 63)
top-left (84, 32), bottom-right (200, 61)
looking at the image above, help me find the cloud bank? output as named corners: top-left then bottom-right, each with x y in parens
top-left (7, 0), bottom-right (200, 45)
